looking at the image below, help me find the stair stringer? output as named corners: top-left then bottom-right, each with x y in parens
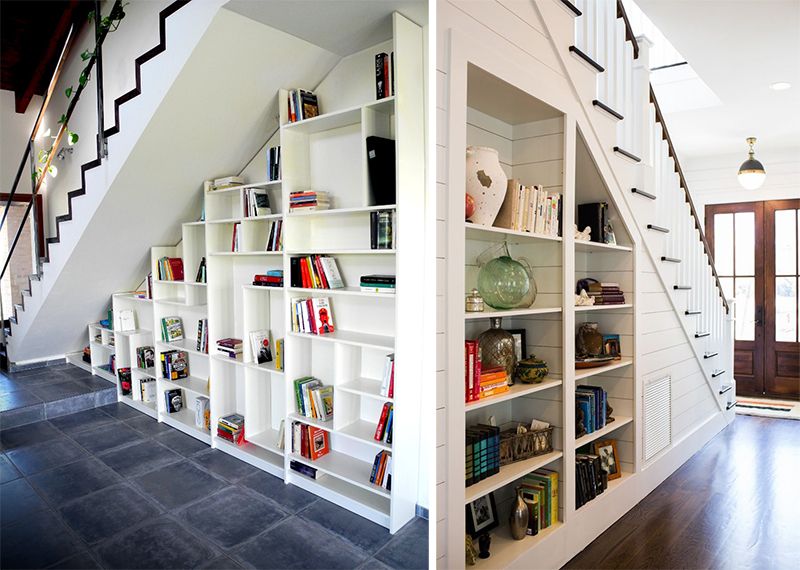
top-left (533, 0), bottom-right (732, 421)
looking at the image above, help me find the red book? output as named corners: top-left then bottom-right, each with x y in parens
top-left (306, 299), bottom-right (317, 334)
top-left (300, 260), bottom-right (310, 288)
top-left (376, 452), bottom-right (388, 484)
top-left (383, 55), bottom-right (390, 97)
top-left (465, 341), bottom-right (477, 402)
top-left (168, 258), bottom-right (184, 282)
top-left (374, 402), bottom-right (392, 440)
top-left (308, 426), bottom-right (330, 460)
top-left (388, 360), bottom-right (394, 398)
top-left (313, 256), bottom-right (329, 289)
top-left (473, 348), bottom-right (482, 402)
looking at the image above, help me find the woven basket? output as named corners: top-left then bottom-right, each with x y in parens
top-left (499, 421), bottom-right (554, 466)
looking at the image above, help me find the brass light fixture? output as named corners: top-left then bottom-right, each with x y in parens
top-left (737, 137), bottom-right (766, 190)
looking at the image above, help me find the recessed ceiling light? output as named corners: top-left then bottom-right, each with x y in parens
top-left (770, 82), bottom-right (791, 91)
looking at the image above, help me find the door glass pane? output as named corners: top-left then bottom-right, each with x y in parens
top-left (775, 276), bottom-right (797, 342)
top-left (774, 209), bottom-right (797, 276)
top-left (714, 213), bottom-right (734, 275)
top-left (734, 212), bottom-right (755, 275)
top-left (720, 277), bottom-right (734, 301)
top-left (735, 277), bottom-right (755, 341)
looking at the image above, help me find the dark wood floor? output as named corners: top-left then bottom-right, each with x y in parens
top-left (563, 415), bottom-right (800, 569)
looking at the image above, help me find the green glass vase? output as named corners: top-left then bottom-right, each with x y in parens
top-left (477, 243), bottom-right (531, 310)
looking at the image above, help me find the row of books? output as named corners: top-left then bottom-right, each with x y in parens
top-left (465, 423), bottom-right (500, 487)
top-left (360, 274), bottom-right (395, 294)
top-left (370, 450), bottom-right (392, 490)
top-left (576, 385), bottom-right (609, 435)
top-left (195, 258), bottom-right (206, 284)
top-left (369, 210), bottom-right (394, 249)
top-left (253, 270), bottom-right (283, 288)
top-left (585, 282), bottom-right (626, 305)
top-left (379, 353), bottom-right (395, 398)
top-left (158, 257), bottom-right (184, 281)
top-left (576, 453), bottom-right (608, 509)
top-left (291, 297), bottom-right (335, 335)
top-left (293, 377), bottom-right (333, 421)
top-left (375, 52), bottom-right (395, 99)
top-left (289, 190), bottom-right (329, 211)
top-left (516, 470), bottom-right (559, 536)
top-left (265, 219), bottom-right (283, 251)
top-left (136, 346), bottom-right (154, 369)
top-left (161, 350), bottom-right (189, 380)
top-left (286, 89), bottom-right (319, 123)
top-left (494, 180), bottom-right (562, 237)
top-left (197, 319), bottom-right (209, 354)
top-left (373, 402), bottom-right (394, 444)
top-left (216, 338), bottom-right (243, 360)
top-left (267, 146), bottom-right (281, 181)
top-left (464, 341), bottom-right (511, 403)
top-left (243, 188), bottom-right (272, 218)
top-left (292, 421), bottom-right (330, 460)
top-left (218, 413), bottom-right (245, 445)
top-left (289, 255), bottom-right (344, 289)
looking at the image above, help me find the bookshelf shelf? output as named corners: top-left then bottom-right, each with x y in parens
top-left (90, 341), bottom-right (115, 353)
top-left (155, 298), bottom-right (207, 309)
top-left (288, 204), bottom-right (397, 218)
top-left (473, 522), bottom-right (563, 569)
top-left (288, 287), bottom-right (395, 298)
top-left (465, 222), bottom-right (563, 245)
top-left (292, 471), bottom-right (391, 525)
top-left (282, 105), bottom-right (362, 134)
top-left (185, 282), bottom-right (207, 287)
top-left (154, 279), bottom-right (183, 285)
top-left (207, 214), bottom-right (282, 224)
top-left (246, 428), bottom-right (283, 455)
top-left (241, 285), bottom-right (283, 292)
top-left (183, 221), bottom-right (206, 227)
top-left (288, 451), bottom-right (390, 498)
top-left (574, 303), bottom-right (633, 312)
top-left (209, 251), bottom-right (283, 257)
top-left (337, 419), bottom-right (392, 451)
top-left (210, 353), bottom-right (245, 366)
top-left (464, 306), bottom-right (562, 320)
top-left (161, 375), bottom-right (209, 396)
top-left (574, 358), bottom-right (633, 381)
top-left (285, 249), bottom-right (396, 256)
top-left (214, 438), bottom-right (284, 475)
top-left (465, 377), bottom-right (563, 411)
top-left (288, 412), bottom-right (333, 432)
top-left (287, 330), bottom-right (394, 351)
top-left (157, 339), bottom-right (208, 358)
top-left (93, 367), bottom-right (116, 383)
top-left (247, 360), bottom-right (284, 375)
top-left (133, 366), bottom-right (155, 375)
top-left (161, 408), bottom-right (212, 444)
top-left (574, 472), bottom-right (630, 513)
top-left (574, 416), bottom-right (633, 449)
top-left (338, 378), bottom-right (392, 402)
top-left (574, 240), bottom-right (633, 253)
top-left (121, 396), bottom-right (158, 418)
top-left (464, 450), bottom-right (563, 504)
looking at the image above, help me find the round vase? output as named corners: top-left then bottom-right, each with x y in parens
top-left (466, 146), bottom-right (508, 226)
top-left (576, 322), bottom-right (603, 357)
top-left (477, 243), bottom-right (531, 310)
top-left (509, 489), bottom-right (529, 540)
top-left (477, 317), bottom-right (517, 377)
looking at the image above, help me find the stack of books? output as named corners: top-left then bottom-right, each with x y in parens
top-left (165, 388), bottom-right (183, 413)
top-left (465, 423), bottom-right (500, 487)
top-left (118, 368), bottom-right (132, 396)
top-left (211, 176), bottom-right (244, 191)
top-left (196, 319), bottom-right (209, 353)
top-left (293, 377), bottom-right (334, 421)
top-left (267, 146), bottom-right (281, 181)
top-left (375, 52), bottom-right (395, 99)
top-left (218, 413), bottom-right (245, 445)
top-left (477, 366), bottom-right (509, 400)
top-left (291, 297), bottom-right (335, 335)
top-left (136, 346), bottom-right (154, 369)
top-left (286, 89), bottom-right (319, 123)
top-left (265, 220), bottom-right (283, 251)
top-left (369, 210), bottom-right (394, 249)
top-left (160, 350), bottom-right (189, 380)
top-left (289, 191), bottom-right (330, 211)
top-left (518, 470), bottom-right (559, 535)
top-left (494, 179), bottom-right (562, 236)
top-left (253, 270), bottom-right (283, 288)
top-left (380, 353), bottom-right (395, 398)
top-left (576, 454), bottom-right (606, 509)
top-left (370, 450), bottom-right (392, 490)
top-left (216, 338), bottom-right (243, 360)
top-left (292, 421), bottom-right (330, 460)
top-left (374, 402), bottom-right (394, 444)
top-left (231, 222), bottom-right (241, 252)
top-left (195, 258), bottom-right (206, 283)
top-left (157, 257), bottom-right (184, 281)
top-left (360, 274), bottom-right (395, 294)
top-left (161, 316), bottom-right (184, 342)
top-left (243, 188), bottom-right (271, 218)
top-left (586, 282), bottom-right (626, 305)
top-left (575, 384), bottom-right (610, 436)
top-left (290, 255), bottom-right (343, 289)
top-left (140, 377), bottom-right (156, 402)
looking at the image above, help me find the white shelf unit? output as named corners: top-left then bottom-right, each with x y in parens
top-left (445, 63), bottom-right (639, 566)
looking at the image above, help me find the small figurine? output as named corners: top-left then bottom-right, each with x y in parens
top-left (574, 224), bottom-right (592, 241)
top-left (478, 533), bottom-right (492, 559)
top-left (606, 400), bottom-right (615, 423)
top-left (576, 406), bottom-right (587, 438)
top-left (575, 290), bottom-right (595, 306)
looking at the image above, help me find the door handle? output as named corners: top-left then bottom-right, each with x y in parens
top-left (755, 305), bottom-right (763, 326)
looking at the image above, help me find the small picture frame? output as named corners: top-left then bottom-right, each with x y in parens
top-left (466, 492), bottom-right (499, 538)
top-left (602, 334), bottom-right (621, 360)
top-left (594, 439), bottom-right (621, 480)
top-left (507, 329), bottom-right (527, 361)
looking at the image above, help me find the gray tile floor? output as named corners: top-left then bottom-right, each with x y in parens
top-left (0, 364), bottom-right (117, 428)
top-left (0, 397), bottom-right (428, 569)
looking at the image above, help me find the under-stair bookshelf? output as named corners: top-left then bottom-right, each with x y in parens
top-left (101, 12), bottom-right (423, 534)
top-left (446, 62), bottom-right (639, 567)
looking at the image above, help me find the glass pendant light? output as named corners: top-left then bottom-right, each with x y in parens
top-left (737, 137), bottom-right (766, 190)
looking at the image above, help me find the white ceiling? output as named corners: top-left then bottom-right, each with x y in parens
top-left (637, 0), bottom-right (800, 162)
top-left (223, 0), bottom-right (427, 56)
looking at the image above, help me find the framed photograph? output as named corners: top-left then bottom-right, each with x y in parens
top-left (465, 492), bottom-right (499, 538)
top-left (507, 329), bottom-right (527, 361)
top-left (594, 439), bottom-right (621, 480)
top-left (602, 334), bottom-right (621, 360)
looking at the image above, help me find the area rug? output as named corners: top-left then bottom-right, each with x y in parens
top-left (735, 397), bottom-right (800, 420)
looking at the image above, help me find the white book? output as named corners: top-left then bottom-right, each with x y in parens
top-left (277, 419), bottom-right (285, 449)
top-left (319, 257), bottom-right (344, 289)
top-left (118, 309), bottom-right (136, 332)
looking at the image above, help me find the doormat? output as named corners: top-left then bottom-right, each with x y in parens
top-left (735, 398), bottom-right (800, 420)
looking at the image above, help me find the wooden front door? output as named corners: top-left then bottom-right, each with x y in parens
top-left (706, 200), bottom-right (800, 400)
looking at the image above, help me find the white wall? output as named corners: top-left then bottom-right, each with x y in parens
top-left (0, 90), bottom-right (41, 196)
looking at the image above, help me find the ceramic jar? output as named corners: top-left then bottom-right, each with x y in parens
top-left (466, 146), bottom-right (508, 226)
top-left (477, 317), bottom-right (517, 377)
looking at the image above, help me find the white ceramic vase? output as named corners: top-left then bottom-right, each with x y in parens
top-left (466, 146), bottom-right (507, 226)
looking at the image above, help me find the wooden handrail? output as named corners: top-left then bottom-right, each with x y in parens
top-left (649, 85), bottom-right (730, 313)
top-left (616, 0), bottom-right (639, 59)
